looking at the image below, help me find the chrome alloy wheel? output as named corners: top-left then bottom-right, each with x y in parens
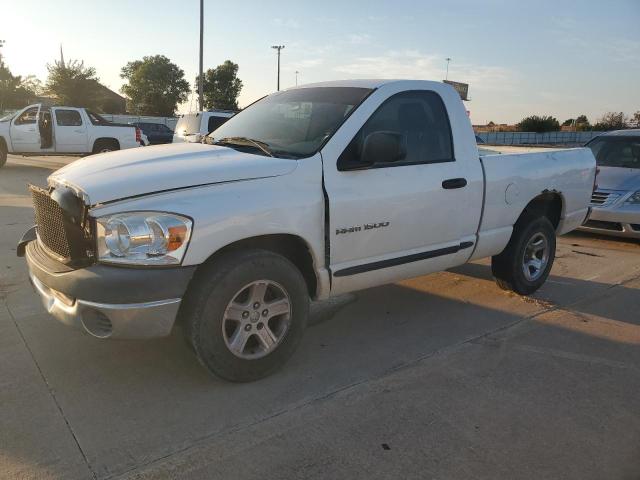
top-left (522, 232), bottom-right (549, 282)
top-left (222, 280), bottom-right (292, 359)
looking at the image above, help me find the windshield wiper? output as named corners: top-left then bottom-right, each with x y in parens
top-left (213, 137), bottom-right (274, 157)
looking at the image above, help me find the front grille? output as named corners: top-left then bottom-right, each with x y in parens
top-left (30, 186), bottom-right (71, 258)
top-left (29, 185), bottom-right (93, 266)
top-left (583, 220), bottom-right (623, 231)
top-left (590, 191), bottom-right (620, 207)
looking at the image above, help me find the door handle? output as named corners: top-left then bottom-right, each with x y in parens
top-left (74, 129), bottom-right (84, 133)
top-left (442, 178), bottom-right (467, 189)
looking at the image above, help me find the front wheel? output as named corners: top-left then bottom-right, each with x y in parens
top-left (181, 250), bottom-right (310, 382)
top-left (491, 215), bottom-right (556, 295)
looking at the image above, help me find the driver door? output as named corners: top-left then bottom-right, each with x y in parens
top-left (322, 89), bottom-right (482, 294)
top-left (11, 106), bottom-right (41, 152)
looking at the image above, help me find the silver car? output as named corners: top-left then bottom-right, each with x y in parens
top-left (580, 129), bottom-right (640, 239)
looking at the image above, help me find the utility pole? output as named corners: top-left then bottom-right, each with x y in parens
top-left (0, 40), bottom-right (5, 63)
top-left (445, 57), bottom-right (451, 81)
top-left (198, 0), bottom-right (204, 111)
top-left (271, 45), bottom-right (285, 91)
top-left (295, 70), bottom-right (299, 86)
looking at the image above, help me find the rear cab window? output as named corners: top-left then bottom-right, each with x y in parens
top-left (207, 116), bottom-right (230, 134)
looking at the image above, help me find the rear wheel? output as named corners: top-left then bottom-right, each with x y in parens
top-left (492, 215), bottom-right (556, 295)
top-left (181, 249), bottom-right (310, 382)
top-left (92, 139), bottom-right (119, 154)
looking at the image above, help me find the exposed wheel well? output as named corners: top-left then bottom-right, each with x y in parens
top-left (92, 138), bottom-right (120, 152)
top-left (518, 192), bottom-right (563, 230)
top-left (201, 234), bottom-right (318, 298)
top-left (0, 136), bottom-right (7, 152)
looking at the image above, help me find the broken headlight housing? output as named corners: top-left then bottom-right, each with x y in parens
top-left (95, 212), bottom-right (192, 265)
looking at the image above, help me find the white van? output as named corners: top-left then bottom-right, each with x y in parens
top-left (172, 111), bottom-right (236, 143)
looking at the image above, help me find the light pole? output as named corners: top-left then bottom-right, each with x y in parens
top-left (295, 70), bottom-right (299, 86)
top-left (0, 40), bottom-right (5, 63)
top-left (271, 45), bottom-right (285, 91)
top-left (198, 0), bottom-right (204, 111)
top-left (445, 57), bottom-right (451, 81)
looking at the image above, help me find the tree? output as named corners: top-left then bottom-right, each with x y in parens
top-left (199, 60), bottom-right (243, 111)
top-left (592, 112), bottom-right (628, 131)
top-left (575, 115), bottom-right (589, 125)
top-left (46, 59), bottom-right (103, 108)
top-left (516, 115), bottom-right (560, 133)
top-left (562, 118), bottom-right (574, 127)
top-left (632, 111), bottom-right (640, 127)
top-left (0, 61), bottom-right (39, 110)
top-left (121, 55), bottom-right (190, 116)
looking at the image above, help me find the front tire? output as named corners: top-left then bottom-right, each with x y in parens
top-left (181, 250), bottom-right (310, 382)
top-left (491, 215), bottom-right (556, 295)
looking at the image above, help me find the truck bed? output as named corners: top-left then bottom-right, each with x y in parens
top-left (471, 147), bottom-right (595, 260)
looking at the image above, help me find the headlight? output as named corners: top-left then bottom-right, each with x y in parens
top-left (95, 212), bottom-right (192, 265)
top-left (624, 191), bottom-right (640, 205)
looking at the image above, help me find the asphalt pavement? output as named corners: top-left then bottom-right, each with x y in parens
top-left (1, 153), bottom-right (639, 480)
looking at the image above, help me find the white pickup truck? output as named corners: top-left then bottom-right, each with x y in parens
top-left (0, 104), bottom-right (140, 167)
top-left (18, 80), bottom-right (596, 382)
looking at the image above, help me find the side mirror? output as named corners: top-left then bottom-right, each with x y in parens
top-left (362, 131), bottom-right (405, 165)
top-left (338, 131), bottom-right (406, 171)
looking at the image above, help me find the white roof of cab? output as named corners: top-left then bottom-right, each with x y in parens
top-left (287, 79), bottom-right (443, 90)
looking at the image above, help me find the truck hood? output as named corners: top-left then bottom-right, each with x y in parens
top-left (49, 143), bottom-right (297, 205)
top-left (596, 166), bottom-right (640, 192)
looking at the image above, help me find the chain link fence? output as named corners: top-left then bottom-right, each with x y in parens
top-left (476, 131), bottom-right (603, 146)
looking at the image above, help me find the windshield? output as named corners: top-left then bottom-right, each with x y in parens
top-left (0, 111), bottom-right (17, 122)
top-left (207, 87), bottom-right (372, 158)
top-left (587, 136), bottom-right (640, 169)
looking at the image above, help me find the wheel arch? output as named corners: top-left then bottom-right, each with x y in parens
top-left (516, 191), bottom-right (564, 230)
top-left (92, 137), bottom-right (120, 152)
top-left (197, 234), bottom-right (319, 299)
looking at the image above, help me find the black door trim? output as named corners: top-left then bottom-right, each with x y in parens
top-left (333, 241), bottom-right (474, 278)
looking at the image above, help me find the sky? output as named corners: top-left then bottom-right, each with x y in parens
top-left (1, 0), bottom-right (639, 124)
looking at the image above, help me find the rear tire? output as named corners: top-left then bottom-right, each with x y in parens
top-left (492, 214), bottom-right (556, 295)
top-left (181, 249), bottom-right (310, 382)
top-left (92, 139), bottom-right (119, 154)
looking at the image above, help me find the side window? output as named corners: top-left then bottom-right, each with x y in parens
top-left (55, 110), bottom-right (83, 126)
top-left (338, 90), bottom-right (454, 169)
top-left (207, 116), bottom-right (229, 134)
top-left (15, 107), bottom-right (39, 125)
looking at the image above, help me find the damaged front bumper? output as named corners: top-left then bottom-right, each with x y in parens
top-left (23, 239), bottom-right (196, 339)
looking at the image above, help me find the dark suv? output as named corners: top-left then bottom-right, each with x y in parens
top-left (132, 122), bottom-right (174, 145)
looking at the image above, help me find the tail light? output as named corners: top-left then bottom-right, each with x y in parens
top-left (135, 127), bottom-right (141, 142)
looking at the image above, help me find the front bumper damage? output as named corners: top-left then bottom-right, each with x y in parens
top-left (23, 239), bottom-right (196, 339)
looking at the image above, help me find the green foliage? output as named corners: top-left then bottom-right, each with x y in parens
top-left (121, 55), bottom-right (190, 116)
top-left (562, 118), bottom-right (574, 127)
top-left (199, 60), bottom-right (243, 111)
top-left (592, 112), bottom-right (628, 131)
top-left (516, 115), bottom-right (560, 133)
top-left (0, 60), bottom-right (39, 109)
top-left (575, 115), bottom-right (589, 125)
top-left (45, 59), bottom-right (103, 108)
